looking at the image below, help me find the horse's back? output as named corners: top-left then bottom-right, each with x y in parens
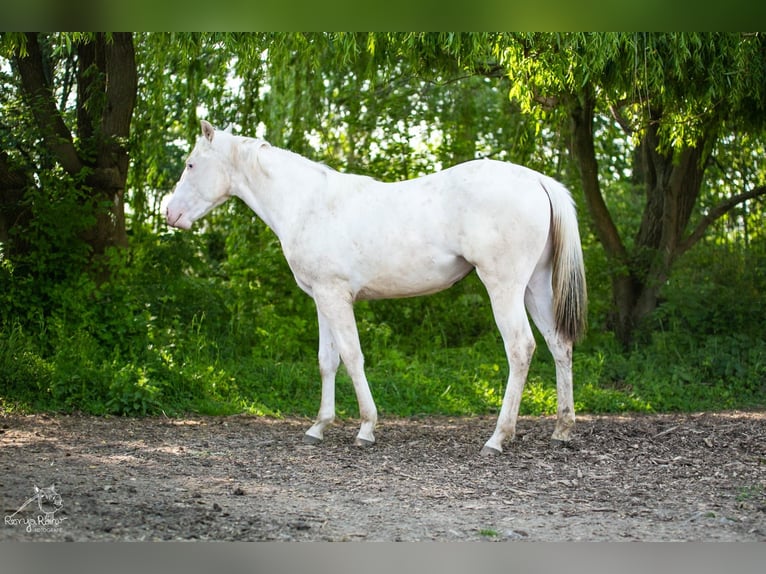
top-left (424, 159), bottom-right (554, 243)
top-left (344, 159), bottom-right (552, 220)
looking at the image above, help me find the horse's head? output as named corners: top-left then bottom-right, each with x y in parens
top-left (166, 120), bottom-right (235, 230)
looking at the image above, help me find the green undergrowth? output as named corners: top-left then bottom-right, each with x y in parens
top-left (2, 231), bottom-right (765, 419)
top-left (2, 316), bottom-right (764, 419)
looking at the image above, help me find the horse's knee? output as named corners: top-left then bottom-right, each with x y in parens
top-left (318, 348), bottom-right (340, 375)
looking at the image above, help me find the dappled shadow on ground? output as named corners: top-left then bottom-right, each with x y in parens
top-left (1, 411), bottom-right (764, 541)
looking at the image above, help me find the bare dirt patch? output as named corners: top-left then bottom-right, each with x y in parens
top-left (2, 411), bottom-right (764, 541)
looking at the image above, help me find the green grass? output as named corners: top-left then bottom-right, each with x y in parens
top-left (2, 317), bottom-right (764, 418)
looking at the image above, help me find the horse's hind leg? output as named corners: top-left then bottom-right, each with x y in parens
top-left (304, 309), bottom-right (340, 444)
top-left (524, 268), bottom-right (575, 445)
top-left (311, 289), bottom-right (378, 446)
top-left (479, 275), bottom-right (536, 455)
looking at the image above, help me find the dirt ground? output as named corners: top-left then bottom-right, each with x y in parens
top-left (1, 411), bottom-right (765, 541)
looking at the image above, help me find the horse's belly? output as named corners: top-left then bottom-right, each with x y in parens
top-left (353, 254), bottom-right (473, 300)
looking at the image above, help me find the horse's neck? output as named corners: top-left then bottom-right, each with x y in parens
top-left (235, 143), bottom-right (330, 239)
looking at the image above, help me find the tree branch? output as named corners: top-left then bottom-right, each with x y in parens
top-left (14, 33), bottom-right (83, 175)
top-left (570, 87), bottom-right (627, 262)
top-left (532, 87), bottom-right (560, 111)
top-left (608, 103), bottom-right (634, 135)
top-left (678, 185), bottom-right (766, 257)
top-left (101, 33), bottom-right (136, 142)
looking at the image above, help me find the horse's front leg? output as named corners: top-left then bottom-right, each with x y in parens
top-left (312, 290), bottom-right (378, 446)
top-left (304, 309), bottom-right (340, 444)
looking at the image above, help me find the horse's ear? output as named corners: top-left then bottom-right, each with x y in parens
top-left (201, 120), bottom-right (215, 143)
top-left (224, 124), bottom-right (234, 134)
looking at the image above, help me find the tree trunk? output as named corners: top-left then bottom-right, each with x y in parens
top-left (13, 32), bottom-right (136, 271)
top-left (570, 89), bottom-right (638, 346)
top-left (629, 119), bottom-right (709, 336)
top-left (0, 150), bottom-right (33, 254)
top-left (77, 33), bottom-right (137, 259)
top-left (569, 89), bottom-right (710, 347)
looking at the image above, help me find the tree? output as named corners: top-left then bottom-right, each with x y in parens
top-left (1, 32), bottom-right (136, 271)
top-left (505, 32), bottom-right (766, 345)
top-left (4, 32), bottom-right (764, 348)
top-left (129, 32), bottom-right (766, 347)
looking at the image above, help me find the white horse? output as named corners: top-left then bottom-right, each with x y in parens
top-left (166, 120), bottom-right (587, 455)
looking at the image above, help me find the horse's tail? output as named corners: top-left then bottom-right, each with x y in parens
top-left (541, 180), bottom-right (588, 343)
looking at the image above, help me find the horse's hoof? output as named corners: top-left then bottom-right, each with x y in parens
top-left (480, 445), bottom-right (502, 456)
top-left (354, 437), bottom-right (374, 448)
top-left (303, 433), bottom-right (322, 445)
